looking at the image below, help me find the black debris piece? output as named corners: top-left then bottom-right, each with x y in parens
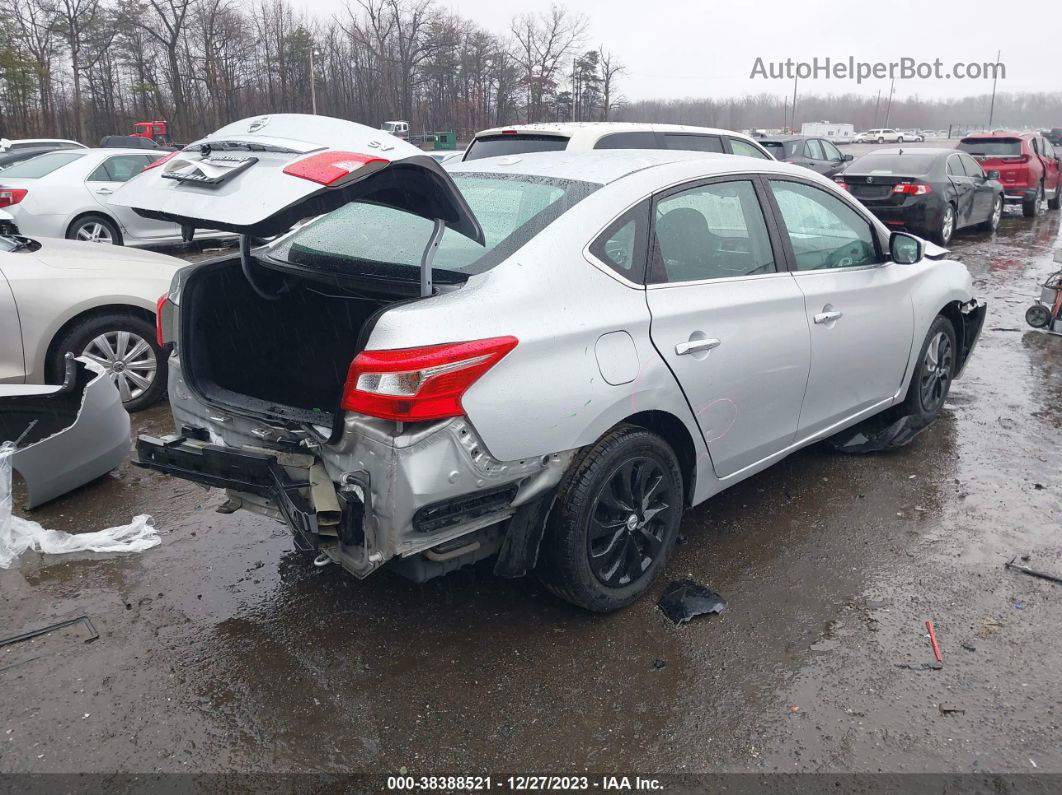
top-left (652, 658), bottom-right (666, 670)
top-left (1005, 556), bottom-right (1062, 586)
top-left (827, 411), bottom-right (932, 454)
top-left (0, 615), bottom-right (98, 649)
top-left (658, 579), bottom-right (727, 625)
top-left (961, 643), bottom-right (977, 653)
top-left (939, 704), bottom-right (966, 716)
top-left (895, 662), bottom-right (943, 671)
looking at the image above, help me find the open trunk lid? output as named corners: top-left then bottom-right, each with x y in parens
top-left (111, 114), bottom-right (484, 243)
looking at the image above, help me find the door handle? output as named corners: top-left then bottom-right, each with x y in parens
top-left (675, 338), bottom-right (721, 355)
top-left (813, 310), bottom-right (843, 324)
top-left (95, 188), bottom-right (113, 195)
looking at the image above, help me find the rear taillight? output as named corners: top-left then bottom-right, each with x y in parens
top-left (282, 151), bottom-right (388, 186)
top-left (834, 177), bottom-right (849, 191)
top-left (892, 182), bottom-right (932, 196)
top-left (142, 150), bottom-right (180, 171)
top-left (0, 188), bottom-right (27, 207)
top-left (156, 293), bottom-right (171, 346)
top-left (341, 336), bottom-right (519, 421)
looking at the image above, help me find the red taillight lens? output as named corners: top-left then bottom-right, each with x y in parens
top-left (142, 150), bottom-right (180, 171)
top-left (341, 336), bottom-right (519, 421)
top-left (0, 188), bottom-right (28, 207)
top-left (834, 178), bottom-right (849, 191)
top-left (892, 182), bottom-right (932, 196)
top-left (155, 293), bottom-right (170, 346)
top-left (282, 151), bottom-right (388, 186)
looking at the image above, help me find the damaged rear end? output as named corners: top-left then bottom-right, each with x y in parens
top-left (116, 114), bottom-right (575, 582)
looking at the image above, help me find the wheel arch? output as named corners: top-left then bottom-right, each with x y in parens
top-left (44, 303), bottom-right (156, 381)
top-left (619, 409), bottom-right (698, 508)
top-left (65, 210), bottom-right (123, 243)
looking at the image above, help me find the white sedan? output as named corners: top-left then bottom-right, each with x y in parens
top-left (0, 148), bottom-right (227, 246)
top-left (0, 232), bottom-right (181, 410)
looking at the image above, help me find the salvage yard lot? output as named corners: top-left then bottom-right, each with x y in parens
top-left (1, 197), bottom-right (1060, 775)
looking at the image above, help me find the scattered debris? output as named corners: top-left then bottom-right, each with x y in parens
top-left (977, 616), bottom-right (1003, 638)
top-left (1015, 601), bottom-right (1025, 610)
top-left (0, 615), bottom-right (98, 649)
top-left (926, 621), bottom-right (943, 663)
top-left (938, 704), bottom-right (965, 716)
top-left (961, 643), bottom-right (977, 653)
top-left (896, 662), bottom-right (943, 671)
top-left (658, 579), bottom-right (726, 625)
top-left (1005, 555), bottom-right (1062, 586)
top-left (810, 639), bottom-right (840, 653)
top-left (652, 658), bottom-right (666, 670)
top-left (826, 411), bottom-right (932, 454)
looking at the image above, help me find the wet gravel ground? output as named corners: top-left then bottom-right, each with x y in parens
top-left (1, 206), bottom-right (1060, 778)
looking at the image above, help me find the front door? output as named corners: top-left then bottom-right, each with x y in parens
top-left (765, 178), bottom-right (916, 437)
top-left (0, 264), bottom-right (25, 383)
top-left (946, 154), bottom-right (978, 227)
top-left (958, 153), bottom-right (996, 221)
top-left (645, 177), bottom-right (811, 478)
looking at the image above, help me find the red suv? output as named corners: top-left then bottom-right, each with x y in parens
top-left (958, 131), bottom-right (1061, 217)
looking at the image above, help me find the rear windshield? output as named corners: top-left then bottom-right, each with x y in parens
top-left (958, 138), bottom-right (1022, 158)
top-left (847, 154), bottom-right (937, 175)
top-left (762, 140), bottom-right (800, 159)
top-left (464, 134), bottom-right (569, 161)
top-left (267, 172), bottom-right (598, 278)
top-left (0, 151), bottom-right (84, 178)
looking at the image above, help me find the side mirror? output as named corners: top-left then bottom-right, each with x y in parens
top-left (890, 231), bottom-right (923, 265)
top-left (843, 153), bottom-right (854, 162)
top-left (987, 170), bottom-right (1000, 180)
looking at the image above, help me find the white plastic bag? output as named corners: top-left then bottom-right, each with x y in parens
top-left (0, 441), bottom-right (159, 569)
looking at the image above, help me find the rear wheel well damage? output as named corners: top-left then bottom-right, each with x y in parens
top-left (45, 304), bottom-right (156, 381)
top-left (621, 411), bottom-right (697, 508)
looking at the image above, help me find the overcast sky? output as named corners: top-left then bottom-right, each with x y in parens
top-left (293, 0), bottom-right (1055, 102)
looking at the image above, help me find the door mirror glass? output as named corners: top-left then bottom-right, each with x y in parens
top-left (890, 231), bottom-right (922, 265)
top-left (987, 169), bottom-right (1000, 180)
top-left (843, 153), bottom-right (854, 162)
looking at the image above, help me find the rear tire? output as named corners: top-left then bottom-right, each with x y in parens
top-left (897, 136), bottom-right (905, 143)
top-left (931, 203), bottom-right (956, 245)
top-left (537, 426), bottom-right (683, 612)
top-left (66, 214), bottom-right (123, 246)
top-left (877, 137), bottom-right (885, 144)
top-left (1022, 184), bottom-right (1045, 218)
top-left (1026, 304), bottom-right (1053, 328)
top-left (49, 312), bottom-right (167, 411)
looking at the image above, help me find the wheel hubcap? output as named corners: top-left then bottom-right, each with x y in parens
top-left (588, 457), bottom-right (674, 588)
top-left (942, 208), bottom-right (954, 242)
top-left (81, 330), bottom-right (157, 402)
top-left (920, 331), bottom-right (953, 413)
top-left (992, 199), bottom-right (1002, 228)
top-left (76, 222), bottom-right (112, 244)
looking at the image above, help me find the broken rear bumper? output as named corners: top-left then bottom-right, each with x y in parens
top-left (955, 298), bottom-right (987, 378)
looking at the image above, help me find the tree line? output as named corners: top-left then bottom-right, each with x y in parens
top-left (0, 0), bottom-right (625, 144)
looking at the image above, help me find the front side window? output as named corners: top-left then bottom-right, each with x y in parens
top-left (664, 134), bottom-right (723, 153)
top-left (651, 180), bottom-right (776, 283)
top-left (804, 139), bottom-right (825, 160)
top-left (947, 156), bottom-right (966, 177)
top-left (729, 138), bottom-right (769, 159)
top-left (960, 154), bottom-right (984, 178)
top-left (88, 155), bottom-right (154, 182)
top-left (769, 180), bottom-right (880, 271)
top-left (820, 140), bottom-right (842, 161)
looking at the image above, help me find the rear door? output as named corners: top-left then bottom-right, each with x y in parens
top-left (87, 153), bottom-right (178, 240)
top-left (1038, 138), bottom-right (1062, 196)
top-left (0, 262), bottom-right (24, 383)
top-left (645, 177), bottom-right (810, 478)
top-left (764, 178), bottom-right (915, 436)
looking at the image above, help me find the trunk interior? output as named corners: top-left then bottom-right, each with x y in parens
top-left (181, 259), bottom-right (397, 424)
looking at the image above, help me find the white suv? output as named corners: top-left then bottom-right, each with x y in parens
top-left (855, 129), bottom-right (905, 144)
top-left (462, 122), bottom-right (774, 161)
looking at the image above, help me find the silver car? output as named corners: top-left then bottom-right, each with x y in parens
top-left (116, 115), bottom-right (986, 612)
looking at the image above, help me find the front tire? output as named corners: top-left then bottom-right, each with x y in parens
top-left (902, 315), bottom-right (957, 423)
top-left (897, 136), bottom-right (905, 143)
top-left (66, 214), bottom-right (123, 245)
top-left (978, 195), bottom-right (1003, 232)
top-left (538, 426), bottom-right (684, 612)
top-left (1022, 184), bottom-right (1045, 218)
top-left (50, 312), bottom-right (167, 411)
top-left (1048, 184), bottom-right (1061, 211)
top-left (877, 137), bottom-right (885, 144)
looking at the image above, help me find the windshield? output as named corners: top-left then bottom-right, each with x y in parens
top-left (267, 172), bottom-right (599, 278)
top-left (847, 154), bottom-right (938, 175)
top-left (464, 134), bottom-right (569, 161)
top-left (0, 151), bottom-right (84, 178)
top-left (958, 138), bottom-right (1022, 158)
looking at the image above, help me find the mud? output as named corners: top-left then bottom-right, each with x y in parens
top-left (1, 209), bottom-right (1060, 776)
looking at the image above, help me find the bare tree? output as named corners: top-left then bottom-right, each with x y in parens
top-left (598, 47), bottom-right (623, 121)
top-left (510, 4), bottom-right (586, 123)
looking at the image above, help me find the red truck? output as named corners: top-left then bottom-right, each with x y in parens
top-left (958, 131), bottom-right (1061, 218)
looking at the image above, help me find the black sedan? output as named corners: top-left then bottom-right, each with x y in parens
top-left (837, 148), bottom-right (1004, 245)
top-left (759, 135), bottom-right (853, 178)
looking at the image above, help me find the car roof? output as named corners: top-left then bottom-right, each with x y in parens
top-left (473, 121), bottom-right (763, 144)
top-left (854, 147), bottom-right (954, 158)
top-left (961, 131), bottom-right (1029, 139)
top-left (759, 135), bottom-right (804, 143)
top-left (448, 149), bottom-right (805, 185)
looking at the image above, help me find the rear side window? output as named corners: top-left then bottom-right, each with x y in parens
top-left (0, 151), bottom-right (84, 178)
top-left (589, 200), bottom-right (650, 281)
top-left (729, 138), bottom-right (770, 159)
top-left (464, 134), bottom-right (569, 161)
top-left (958, 138), bottom-right (1023, 158)
top-left (651, 180), bottom-right (776, 283)
top-left (663, 134), bottom-right (723, 153)
top-left (594, 131), bottom-right (659, 149)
